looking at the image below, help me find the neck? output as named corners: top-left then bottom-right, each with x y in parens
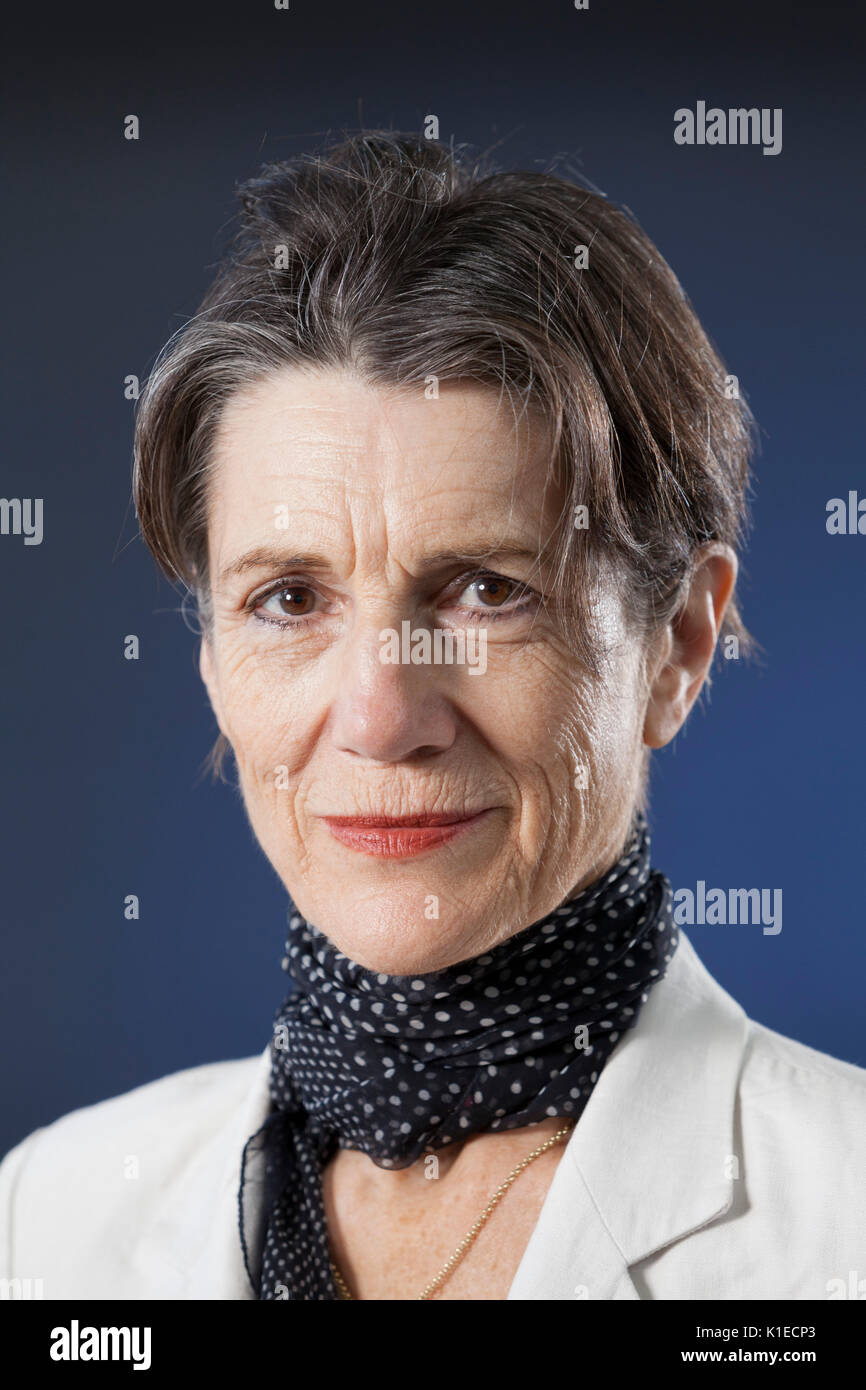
top-left (332, 1113), bottom-right (572, 1194)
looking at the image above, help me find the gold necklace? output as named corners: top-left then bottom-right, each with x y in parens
top-left (330, 1119), bottom-right (574, 1301)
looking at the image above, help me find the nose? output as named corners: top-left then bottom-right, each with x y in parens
top-left (328, 617), bottom-right (460, 763)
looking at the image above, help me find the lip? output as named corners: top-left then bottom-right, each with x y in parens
top-left (320, 810), bottom-right (493, 857)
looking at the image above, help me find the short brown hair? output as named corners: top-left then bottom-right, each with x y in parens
top-left (134, 129), bottom-right (755, 685)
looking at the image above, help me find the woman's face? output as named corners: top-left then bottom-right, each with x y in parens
top-left (200, 366), bottom-right (651, 974)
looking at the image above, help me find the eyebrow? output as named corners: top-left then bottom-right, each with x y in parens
top-left (217, 542), bottom-right (547, 587)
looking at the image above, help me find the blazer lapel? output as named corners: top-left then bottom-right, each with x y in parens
top-left (508, 933), bottom-right (748, 1299)
top-left (507, 1143), bottom-right (642, 1299)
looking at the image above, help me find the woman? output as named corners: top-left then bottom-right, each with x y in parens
top-left (2, 132), bottom-right (864, 1301)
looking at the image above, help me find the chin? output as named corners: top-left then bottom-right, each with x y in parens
top-left (312, 892), bottom-right (490, 976)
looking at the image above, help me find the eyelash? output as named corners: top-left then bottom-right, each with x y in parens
top-left (247, 572), bottom-right (538, 629)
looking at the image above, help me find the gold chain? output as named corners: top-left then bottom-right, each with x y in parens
top-left (330, 1119), bottom-right (574, 1301)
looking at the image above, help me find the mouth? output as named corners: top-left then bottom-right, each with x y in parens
top-left (320, 810), bottom-right (494, 857)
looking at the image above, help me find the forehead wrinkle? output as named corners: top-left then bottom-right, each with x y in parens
top-left (214, 374), bottom-right (541, 498)
top-left (208, 372), bottom-right (557, 587)
top-left (374, 383), bottom-right (542, 488)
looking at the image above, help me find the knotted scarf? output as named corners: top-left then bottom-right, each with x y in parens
top-left (239, 810), bottom-right (678, 1299)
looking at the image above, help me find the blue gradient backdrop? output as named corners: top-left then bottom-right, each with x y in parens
top-left (2, 0), bottom-right (864, 1157)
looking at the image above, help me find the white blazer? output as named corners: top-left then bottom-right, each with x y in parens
top-left (2, 932), bottom-right (865, 1300)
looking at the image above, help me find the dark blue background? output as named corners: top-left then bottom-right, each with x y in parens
top-left (2, 0), bottom-right (864, 1158)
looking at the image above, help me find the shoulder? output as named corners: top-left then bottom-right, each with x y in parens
top-left (729, 1025), bottom-right (866, 1293)
top-left (0, 1053), bottom-right (268, 1295)
top-left (676, 933), bottom-right (866, 1118)
top-left (742, 1015), bottom-right (866, 1099)
top-left (674, 935), bottom-right (866, 1221)
top-left (2, 1054), bottom-right (262, 1177)
top-left (622, 940), bottom-right (866, 1297)
top-left (739, 1015), bottom-right (866, 1157)
top-left (707, 962), bottom-right (866, 1285)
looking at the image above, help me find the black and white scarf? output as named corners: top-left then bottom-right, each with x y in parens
top-left (238, 810), bottom-right (678, 1299)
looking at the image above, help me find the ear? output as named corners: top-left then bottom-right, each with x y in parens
top-left (199, 636), bottom-right (229, 741)
top-left (643, 543), bottom-right (738, 750)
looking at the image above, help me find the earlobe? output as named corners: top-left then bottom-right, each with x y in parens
top-left (642, 632), bottom-right (688, 750)
top-left (642, 544), bottom-right (738, 750)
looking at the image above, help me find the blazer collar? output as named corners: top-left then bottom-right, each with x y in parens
top-left (508, 931), bottom-right (748, 1298)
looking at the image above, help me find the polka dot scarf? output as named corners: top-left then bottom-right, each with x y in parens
top-left (238, 810), bottom-right (678, 1299)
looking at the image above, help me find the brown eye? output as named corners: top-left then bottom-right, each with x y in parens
top-left (279, 587), bottom-right (314, 615)
top-left (450, 573), bottom-right (529, 617)
top-left (474, 576), bottom-right (514, 608)
top-left (258, 585), bottom-right (318, 619)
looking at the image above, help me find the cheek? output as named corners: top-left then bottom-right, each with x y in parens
top-left (517, 647), bottom-right (643, 802)
top-left (578, 662), bottom-right (646, 799)
top-left (446, 655), bottom-right (594, 841)
top-left (212, 638), bottom-right (313, 797)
